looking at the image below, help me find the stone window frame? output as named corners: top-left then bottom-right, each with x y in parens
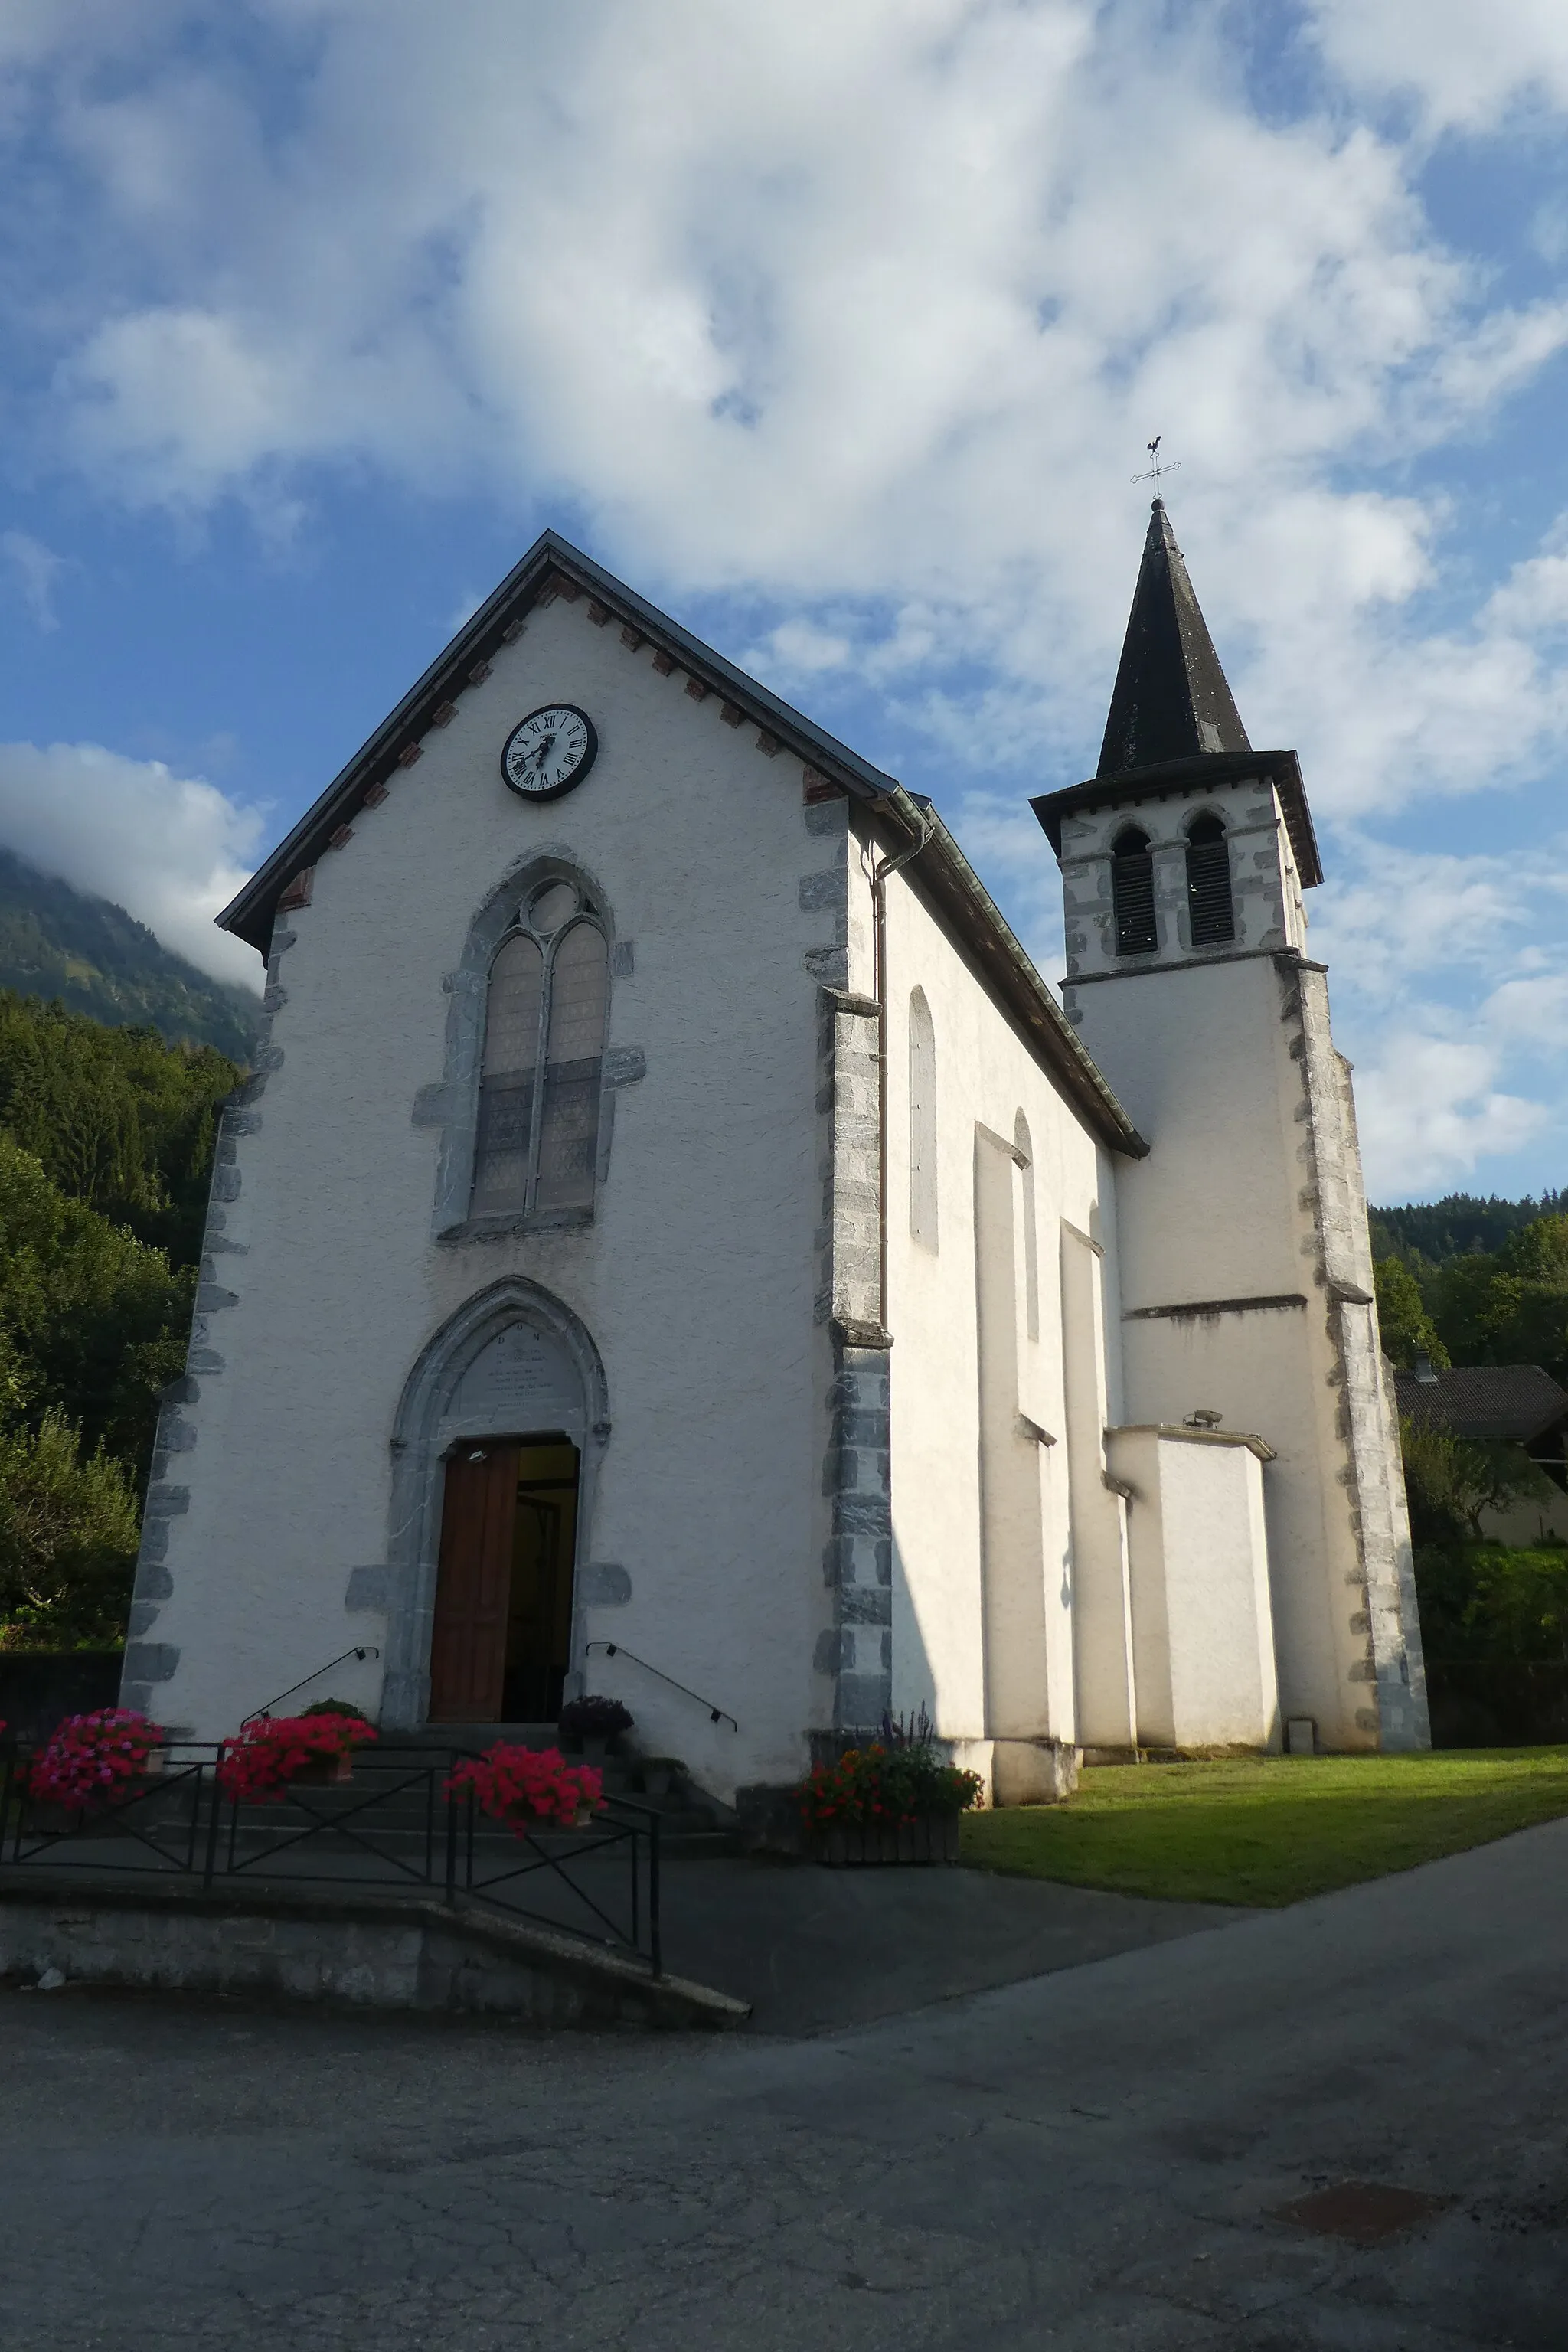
top-left (415, 851), bottom-right (645, 1243)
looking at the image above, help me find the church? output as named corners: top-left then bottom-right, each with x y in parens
top-left (119, 501), bottom-right (1430, 1807)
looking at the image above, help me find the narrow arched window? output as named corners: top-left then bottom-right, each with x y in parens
top-left (1014, 1110), bottom-right (1038, 1341)
top-left (1111, 827), bottom-right (1157, 956)
top-left (909, 988), bottom-right (938, 1250)
top-left (1185, 812), bottom-right (1234, 945)
top-left (472, 879), bottom-right (609, 1220)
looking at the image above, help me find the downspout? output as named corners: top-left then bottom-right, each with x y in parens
top-left (868, 798), bottom-right (936, 1331)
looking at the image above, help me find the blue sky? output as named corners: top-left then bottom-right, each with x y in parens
top-left (2, 0), bottom-right (1567, 1204)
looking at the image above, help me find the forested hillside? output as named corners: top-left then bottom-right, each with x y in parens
top-left (0, 993), bottom-right (241, 1650)
top-left (1370, 1196), bottom-right (1568, 1385)
top-left (0, 846), bottom-right (258, 1063)
top-left (1372, 1192), bottom-right (1568, 1266)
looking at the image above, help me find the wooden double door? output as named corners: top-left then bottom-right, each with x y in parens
top-left (428, 1435), bottom-right (580, 1723)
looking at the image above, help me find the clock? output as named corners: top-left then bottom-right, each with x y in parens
top-left (500, 704), bottom-right (598, 800)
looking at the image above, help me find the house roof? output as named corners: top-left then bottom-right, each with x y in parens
top-left (217, 529), bottom-right (1148, 1158)
top-left (1393, 1363), bottom-right (1568, 1446)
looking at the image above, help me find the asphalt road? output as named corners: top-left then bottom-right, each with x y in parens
top-left (2, 1818), bottom-right (1565, 2350)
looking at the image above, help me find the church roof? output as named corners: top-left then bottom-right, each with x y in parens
top-left (1030, 502), bottom-right (1323, 888)
top-left (1097, 500), bottom-right (1250, 776)
top-left (218, 529), bottom-right (1148, 1157)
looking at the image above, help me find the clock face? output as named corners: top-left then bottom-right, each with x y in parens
top-left (501, 704), bottom-right (598, 800)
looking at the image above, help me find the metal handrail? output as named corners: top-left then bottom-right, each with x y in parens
top-left (240, 1646), bottom-right (381, 1725)
top-left (584, 1642), bottom-right (737, 1730)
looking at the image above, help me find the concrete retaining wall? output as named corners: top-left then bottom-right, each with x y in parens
top-left (0, 1877), bottom-right (748, 2030)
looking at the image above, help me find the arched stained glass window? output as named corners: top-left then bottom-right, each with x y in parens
top-left (1014, 1109), bottom-right (1038, 1342)
top-left (1111, 826), bottom-right (1157, 956)
top-left (471, 883), bottom-right (609, 1220)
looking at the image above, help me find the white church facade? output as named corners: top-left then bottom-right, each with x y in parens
top-left (121, 503), bottom-right (1429, 1805)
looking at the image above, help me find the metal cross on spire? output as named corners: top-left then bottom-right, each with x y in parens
top-left (1131, 436), bottom-right (1181, 492)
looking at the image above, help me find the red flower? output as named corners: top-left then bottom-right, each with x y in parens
top-left (28, 1710), bottom-right (168, 1808)
top-left (445, 1745), bottom-right (603, 1837)
top-left (216, 1713), bottom-right (377, 1803)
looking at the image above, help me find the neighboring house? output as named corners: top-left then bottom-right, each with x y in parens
top-left (121, 498), bottom-right (1429, 1804)
top-left (1395, 1360), bottom-right (1568, 1547)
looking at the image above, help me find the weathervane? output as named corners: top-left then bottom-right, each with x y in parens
top-left (1132, 436), bottom-right (1181, 492)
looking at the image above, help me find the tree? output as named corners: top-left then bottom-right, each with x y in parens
top-left (0, 990), bottom-right (240, 1267)
top-left (1397, 1415), bottom-right (1553, 1547)
top-left (1473, 1216), bottom-right (1568, 1386)
top-left (1374, 1257), bottom-right (1449, 1370)
top-left (0, 1135), bottom-right (191, 1471)
top-left (0, 1410), bottom-right (141, 1650)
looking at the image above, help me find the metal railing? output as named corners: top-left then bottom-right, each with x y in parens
top-left (583, 1641), bottom-right (737, 1730)
top-left (0, 1742), bottom-right (662, 1977)
top-left (240, 1646), bottom-right (382, 1725)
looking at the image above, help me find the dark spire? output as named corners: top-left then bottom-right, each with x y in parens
top-left (1096, 501), bottom-right (1250, 778)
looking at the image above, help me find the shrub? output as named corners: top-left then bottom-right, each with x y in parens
top-left (27, 1707), bottom-right (167, 1807)
top-left (557, 1694), bottom-right (633, 1740)
top-left (217, 1711), bottom-right (378, 1803)
top-left (446, 1743), bottom-right (603, 1833)
top-left (799, 1743), bottom-right (983, 1828)
top-left (1414, 1543), bottom-right (1568, 1663)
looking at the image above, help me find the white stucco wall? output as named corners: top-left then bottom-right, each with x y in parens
top-left (139, 592), bottom-right (851, 1795)
top-left (873, 849), bottom-right (1128, 1756)
top-left (1106, 1426), bottom-right (1280, 1751)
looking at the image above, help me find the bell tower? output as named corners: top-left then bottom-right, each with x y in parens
top-left (1034, 501), bottom-right (1429, 1752)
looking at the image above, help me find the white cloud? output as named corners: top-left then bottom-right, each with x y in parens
top-left (746, 619), bottom-right (854, 678)
top-left (1307, 0), bottom-right (1568, 132)
top-left (2, 2), bottom-right (1567, 1193)
top-left (1308, 839), bottom-right (1558, 994)
top-left (1351, 1031), bottom-right (1547, 1197)
top-left (0, 531), bottom-right (67, 630)
top-left (1308, 836), bottom-right (1568, 1194)
top-left (0, 742), bottom-right (263, 990)
top-left (3, 0), bottom-right (1565, 833)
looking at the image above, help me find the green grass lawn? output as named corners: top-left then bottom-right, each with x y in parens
top-left (959, 1748), bottom-right (1568, 1907)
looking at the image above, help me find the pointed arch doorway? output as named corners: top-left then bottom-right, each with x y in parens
top-left (430, 1435), bottom-right (580, 1723)
top-left (381, 1279), bottom-right (610, 1733)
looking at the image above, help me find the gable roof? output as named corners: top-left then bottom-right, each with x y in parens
top-left (218, 529), bottom-right (1148, 1158)
top-left (219, 528), bottom-right (897, 956)
top-left (1393, 1363), bottom-right (1568, 1446)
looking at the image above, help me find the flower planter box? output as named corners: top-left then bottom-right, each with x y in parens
top-left (815, 1816), bottom-right (962, 1867)
top-left (287, 1755), bottom-right (354, 1789)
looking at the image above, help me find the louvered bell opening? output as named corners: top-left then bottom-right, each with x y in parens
top-left (1186, 835), bottom-right (1235, 945)
top-left (1112, 853), bottom-right (1158, 956)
